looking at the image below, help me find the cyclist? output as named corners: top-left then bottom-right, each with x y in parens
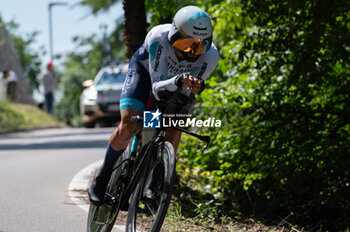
top-left (88, 5), bottom-right (219, 205)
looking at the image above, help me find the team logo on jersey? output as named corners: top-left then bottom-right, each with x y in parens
top-left (154, 45), bottom-right (163, 72)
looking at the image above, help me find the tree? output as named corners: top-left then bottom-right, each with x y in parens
top-left (122, 0), bottom-right (148, 59)
top-left (78, 0), bottom-right (147, 60)
top-left (236, 1), bottom-right (350, 229)
top-left (78, 0), bottom-right (196, 59)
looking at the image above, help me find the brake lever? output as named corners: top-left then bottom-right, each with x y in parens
top-left (174, 127), bottom-right (210, 153)
top-left (197, 135), bottom-right (210, 152)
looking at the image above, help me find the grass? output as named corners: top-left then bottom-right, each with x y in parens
top-left (164, 209), bottom-right (293, 232)
top-left (0, 101), bottom-right (65, 133)
top-left (80, 171), bottom-right (300, 232)
top-left (160, 180), bottom-right (302, 232)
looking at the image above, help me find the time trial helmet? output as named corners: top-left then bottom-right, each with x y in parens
top-left (168, 6), bottom-right (212, 56)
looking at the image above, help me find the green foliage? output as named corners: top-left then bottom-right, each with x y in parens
top-left (4, 19), bottom-right (44, 89)
top-left (145, 0), bottom-right (193, 24)
top-left (178, 0), bottom-right (350, 231)
top-left (237, 1), bottom-right (350, 229)
top-left (55, 34), bottom-right (103, 126)
top-left (78, 0), bottom-right (120, 14)
top-left (109, 17), bottom-right (127, 59)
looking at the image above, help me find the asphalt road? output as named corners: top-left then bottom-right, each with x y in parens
top-left (0, 127), bottom-right (115, 232)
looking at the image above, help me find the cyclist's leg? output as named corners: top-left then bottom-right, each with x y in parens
top-left (88, 56), bottom-right (151, 205)
top-left (88, 143), bottom-right (126, 205)
top-left (112, 55), bottom-right (152, 150)
top-left (109, 109), bottom-right (142, 150)
top-left (88, 109), bottom-right (143, 205)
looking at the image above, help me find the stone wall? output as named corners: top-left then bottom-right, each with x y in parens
top-left (0, 18), bottom-right (34, 104)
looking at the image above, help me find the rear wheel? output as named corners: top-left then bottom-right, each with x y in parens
top-left (126, 141), bottom-right (176, 232)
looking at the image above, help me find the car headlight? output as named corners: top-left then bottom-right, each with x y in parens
top-left (82, 87), bottom-right (97, 105)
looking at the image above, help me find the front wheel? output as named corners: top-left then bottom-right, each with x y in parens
top-left (126, 141), bottom-right (176, 232)
top-left (86, 141), bottom-right (132, 232)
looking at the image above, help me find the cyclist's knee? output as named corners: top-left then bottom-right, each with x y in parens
top-left (119, 117), bottom-right (142, 139)
top-left (110, 109), bottom-right (142, 149)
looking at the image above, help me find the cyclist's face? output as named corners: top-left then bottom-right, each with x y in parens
top-left (174, 47), bottom-right (200, 62)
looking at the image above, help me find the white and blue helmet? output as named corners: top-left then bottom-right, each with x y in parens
top-left (169, 6), bottom-right (213, 55)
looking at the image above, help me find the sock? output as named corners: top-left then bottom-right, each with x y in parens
top-left (89, 143), bottom-right (126, 202)
top-left (103, 143), bottom-right (125, 170)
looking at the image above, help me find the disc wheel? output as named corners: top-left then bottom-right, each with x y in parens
top-left (126, 141), bottom-right (176, 232)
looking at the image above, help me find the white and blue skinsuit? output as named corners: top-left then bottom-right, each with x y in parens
top-left (120, 23), bottom-right (219, 112)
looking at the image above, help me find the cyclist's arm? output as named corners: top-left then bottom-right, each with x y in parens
top-left (160, 44), bottom-right (219, 96)
top-left (146, 37), bottom-right (182, 100)
top-left (191, 43), bottom-right (219, 83)
top-left (147, 31), bottom-right (218, 100)
top-left (142, 26), bottom-right (177, 101)
top-left (151, 73), bottom-right (191, 99)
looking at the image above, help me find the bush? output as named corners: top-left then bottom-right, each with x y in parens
top-left (178, 0), bottom-right (350, 231)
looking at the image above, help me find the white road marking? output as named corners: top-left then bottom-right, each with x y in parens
top-left (68, 160), bottom-right (126, 232)
top-left (68, 160), bottom-right (102, 212)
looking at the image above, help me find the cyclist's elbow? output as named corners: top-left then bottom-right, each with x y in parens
top-left (152, 82), bottom-right (176, 102)
top-left (155, 89), bottom-right (175, 102)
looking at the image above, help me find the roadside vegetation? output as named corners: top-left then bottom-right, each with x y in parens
top-left (175, 1), bottom-right (350, 231)
top-left (0, 101), bottom-right (64, 133)
top-left (161, 181), bottom-right (296, 232)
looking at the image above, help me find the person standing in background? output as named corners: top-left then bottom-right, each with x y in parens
top-left (41, 61), bottom-right (59, 114)
top-left (2, 69), bottom-right (19, 101)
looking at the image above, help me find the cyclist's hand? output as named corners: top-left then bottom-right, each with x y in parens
top-left (181, 74), bottom-right (203, 94)
top-left (182, 74), bottom-right (192, 89)
top-left (190, 77), bottom-right (202, 94)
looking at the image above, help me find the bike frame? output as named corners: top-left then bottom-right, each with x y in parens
top-left (100, 101), bottom-right (211, 230)
top-left (112, 127), bottom-right (164, 211)
top-left (115, 119), bottom-right (209, 206)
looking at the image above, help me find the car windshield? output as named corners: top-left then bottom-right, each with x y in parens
top-left (96, 72), bottom-right (127, 85)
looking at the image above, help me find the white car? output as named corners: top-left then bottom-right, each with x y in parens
top-left (80, 63), bottom-right (128, 128)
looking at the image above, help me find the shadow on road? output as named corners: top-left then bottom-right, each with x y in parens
top-left (0, 128), bottom-right (113, 140)
top-left (0, 139), bottom-right (109, 150)
top-left (0, 128), bottom-right (114, 151)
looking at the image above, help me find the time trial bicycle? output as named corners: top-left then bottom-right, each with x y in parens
top-left (87, 94), bottom-right (210, 232)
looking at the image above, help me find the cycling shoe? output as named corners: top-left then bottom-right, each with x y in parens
top-left (88, 185), bottom-right (105, 206)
